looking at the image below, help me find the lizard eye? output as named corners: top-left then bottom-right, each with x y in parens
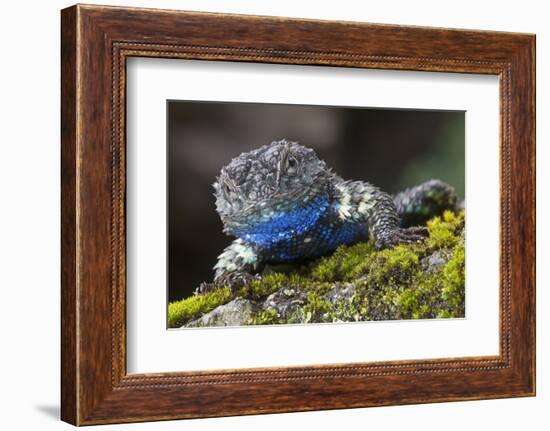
top-left (285, 155), bottom-right (299, 175)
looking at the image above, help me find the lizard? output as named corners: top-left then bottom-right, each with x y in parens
top-left (204, 139), bottom-right (458, 291)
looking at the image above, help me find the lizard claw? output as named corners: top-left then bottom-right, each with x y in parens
top-left (375, 226), bottom-right (427, 249)
top-left (194, 271), bottom-right (259, 295)
top-left (217, 271), bottom-right (259, 292)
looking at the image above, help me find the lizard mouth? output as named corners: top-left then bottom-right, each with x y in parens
top-left (219, 187), bottom-right (303, 223)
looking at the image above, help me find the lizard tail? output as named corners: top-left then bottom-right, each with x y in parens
top-left (393, 179), bottom-right (460, 228)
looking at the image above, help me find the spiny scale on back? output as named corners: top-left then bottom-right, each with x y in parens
top-left (209, 139), bottom-right (458, 288)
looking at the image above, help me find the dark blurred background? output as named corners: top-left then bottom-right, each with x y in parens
top-left (168, 101), bottom-right (464, 302)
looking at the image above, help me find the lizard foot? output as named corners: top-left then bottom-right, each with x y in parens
top-left (375, 226), bottom-right (427, 249)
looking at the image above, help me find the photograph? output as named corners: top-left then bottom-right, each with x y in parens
top-left (167, 101), bottom-right (466, 328)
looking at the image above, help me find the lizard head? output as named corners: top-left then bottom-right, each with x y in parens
top-left (214, 139), bottom-right (333, 236)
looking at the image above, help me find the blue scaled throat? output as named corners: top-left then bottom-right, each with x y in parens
top-left (212, 139), bottom-right (458, 281)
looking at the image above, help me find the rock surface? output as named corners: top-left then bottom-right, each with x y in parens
top-left (186, 298), bottom-right (258, 327)
top-left (262, 287), bottom-right (307, 323)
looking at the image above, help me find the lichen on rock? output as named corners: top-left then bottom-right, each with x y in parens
top-left (168, 210), bottom-right (465, 328)
top-left (186, 298), bottom-right (258, 327)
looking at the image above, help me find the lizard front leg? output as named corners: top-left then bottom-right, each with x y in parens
top-left (335, 180), bottom-right (426, 249)
top-left (214, 238), bottom-right (260, 279)
top-left (195, 239), bottom-right (261, 294)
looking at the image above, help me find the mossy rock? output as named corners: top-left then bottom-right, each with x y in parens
top-left (169, 210), bottom-right (465, 328)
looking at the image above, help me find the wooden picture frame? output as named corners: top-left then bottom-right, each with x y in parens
top-left (61, 4), bottom-right (535, 425)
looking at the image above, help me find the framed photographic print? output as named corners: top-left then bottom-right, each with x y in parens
top-left (61, 4), bottom-right (535, 425)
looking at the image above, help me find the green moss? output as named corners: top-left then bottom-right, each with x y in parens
top-left (311, 242), bottom-right (375, 282)
top-left (168, 211), bottom-right (466, 327)
top-left (251, 309), bottom-right (280, 325)
top-left (331, 299), bottom-right (360, 322)
top-left (303, 291), bottom-right (333, 322)
top-left (167, 287), bottom-right (233, 328)
top-left (441, 241), bottom-right (466, 315)
top-left (360, 245), bottom-right (420, 284)
top-left (426, 210), bottom-right (463, 250)
top-left (246, 273), bottom-right (288, 299)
